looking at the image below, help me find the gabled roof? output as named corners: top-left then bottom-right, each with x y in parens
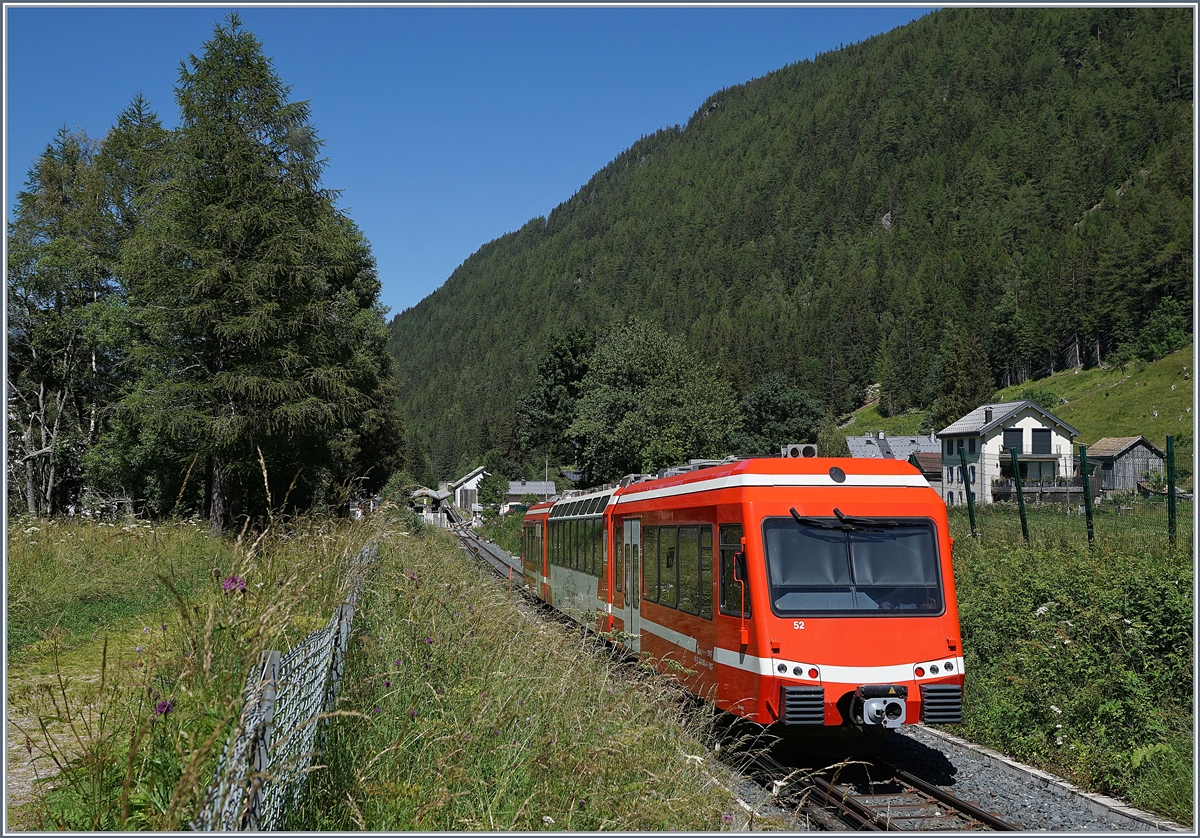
top-left (1086, 436), bottom-right (1166, 459)
top-left (938, 400), bottom-right (1079, 439)
top-left (449, 466), bottom-right (488, 490)
top-left (908, 452), bottom-right (943, 476)
top-left (847, 433), bottom-right (939, 460)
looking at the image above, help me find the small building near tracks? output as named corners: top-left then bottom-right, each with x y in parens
top-left (1085, 436), bottom-right (1166, 495)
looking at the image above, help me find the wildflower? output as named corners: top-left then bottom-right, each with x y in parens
top-left (154, 699), bottom-right (173, 716)
top-left (409, 708), bottom-right (418, 718)
top-left (373, 707), bottom-right (382, 714)
top-left (383, 680), bottom-right (392, 688)
top-left (222, 575), bottom-right (246, 593)
top-left (136, 645), bottom-right (143, 653)
top-left (425, 637), bottom-right (433, 644)
top-left (722, 814), bottom-right (734, 824)
top-left (542, 816), bottom-right (555, 825)
top-left (394, 658), bottom-right (402, 666)
top-left (1050, 705), bottom-right (1062, 714)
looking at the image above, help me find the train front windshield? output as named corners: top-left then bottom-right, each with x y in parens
top-left (762, 518), bottom-right (943, 615)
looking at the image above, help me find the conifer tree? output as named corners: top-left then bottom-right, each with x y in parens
top-left (120, 14), bottom-right (401, 531)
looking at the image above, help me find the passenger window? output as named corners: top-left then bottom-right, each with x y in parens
top-left (700, 527), bottom-right (713, 619)
top-left (719, 524), bottom-right (750, 617)
top-left (643, 527), bottom-right (659, 602)
top-left (677, 526), bottom-right (700, 614)
top-left (659, 527), bottom-right (678, 609)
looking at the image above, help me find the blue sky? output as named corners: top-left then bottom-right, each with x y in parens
top-left (5, 5), bottom-right (935, 319)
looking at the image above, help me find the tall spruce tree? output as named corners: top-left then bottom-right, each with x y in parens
top-left (120, 14), bottom-right (401, 531)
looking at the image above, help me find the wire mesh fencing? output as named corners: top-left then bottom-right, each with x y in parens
top-left (192, 543), bottom-right (376, 831)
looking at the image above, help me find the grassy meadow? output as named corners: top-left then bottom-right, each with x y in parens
top-left (6, 514), bottom-right (375, 830)
top-left (294, 515), bottom-right (748, 831)
top-left (6, 510), bottom-right (753, 831)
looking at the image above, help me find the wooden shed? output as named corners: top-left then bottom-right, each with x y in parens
top-left (1085, 436), bottom-right (1166, 494)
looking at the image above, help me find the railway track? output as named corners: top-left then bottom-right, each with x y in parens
top-left (739, 747), bottom-right (1020, 831)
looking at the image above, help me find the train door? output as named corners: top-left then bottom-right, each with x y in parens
top-left (623, 519), bottom-right (642, 652)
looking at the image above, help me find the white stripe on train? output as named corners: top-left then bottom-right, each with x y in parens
top-left (613, 472), bottom-right (930, 505)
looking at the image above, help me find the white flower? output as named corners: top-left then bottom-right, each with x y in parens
top-left (542, 816), bottom-right (555, 825)
top-left (1035, 605), bottom-right (1049, 617)
top-left (22, 526), bottom-right (39, 534)
top-left (1050, 705), bottom-right (1062, 714)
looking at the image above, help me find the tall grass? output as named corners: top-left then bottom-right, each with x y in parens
top-left (947, 506), bottom-right (1193, 825)
top-left (7, 514), bottom-right (375, 830)
top-left (298, 516), bottom-right (742, 831)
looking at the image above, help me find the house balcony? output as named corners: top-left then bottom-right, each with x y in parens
top-left (999, 444), bottom-right (1065, 458)
top-left (990, 476), bottom-right (1099, 504)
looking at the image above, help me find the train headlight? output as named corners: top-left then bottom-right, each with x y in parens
top-left (930, 664), bottom-right (939, 675)
top-left (777, 663), bottom-right (787, 673)
top-left (944, 661), bottom-right (954, 672)
top-left (792, 666), bottom-right (802, 676)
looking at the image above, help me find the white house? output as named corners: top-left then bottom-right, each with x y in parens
top-left (447, 466), bottom-right (488, 514)
top-left (938, 400), bottom-right (1079, 506)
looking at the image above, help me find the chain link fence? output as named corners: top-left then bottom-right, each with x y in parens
top-left (192, 543), bottom-right (376, 831)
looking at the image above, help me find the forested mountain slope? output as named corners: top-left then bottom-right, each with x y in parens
top-left (387, 7), bottom-right (1192, 483)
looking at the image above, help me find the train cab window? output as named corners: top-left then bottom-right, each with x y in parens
top-left (762, 518), bottom-right (942, 615)
top-left (719, 525), bottom-right (750, 617)
top-left (643, 528), bottom-right (659, 602)
top-left (677, 526), bottom-right (700, 614)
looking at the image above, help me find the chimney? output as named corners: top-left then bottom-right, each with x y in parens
top-left (878, 431), bottom-right (885, 440)
top-left (984, 407), bottom-right (993, 423)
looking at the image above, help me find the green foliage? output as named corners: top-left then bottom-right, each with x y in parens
top-left (732, 372), bottom-right (824, 456)
top-left (515, 330), bottom-right (594, 464)
top-left (387, 7), bottom-right (1192, 475)
top-left (1016, 386), bottom-right (1060, 412)
top-left (1136, 297), bottom-right (1190, 362)
top-left (931, 327), bottom-right (996, 431)
top-left (949, 505), bottom-right (1193, 824)
top-left (567, 319), bottom-right (741, 483)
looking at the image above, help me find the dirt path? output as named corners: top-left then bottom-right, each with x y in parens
top-left (5, 623), bottom-right (146, 830)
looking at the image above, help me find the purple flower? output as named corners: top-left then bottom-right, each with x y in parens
top-left (136, 645), bottom-right (143, 653)
top-left (383, 680), bottom-right (391, 688)
top-left (143, 626), bottom-right (150, 634)
top-left (222, 575), bottom-right (246, 593)
top-left (408, 708), bottom-right (418, 718)
top-left (425, 637), bottom-right (433, 644)
top-left (722, 814), bottom-right (734, 824)
top-left (394, 658), bottom-right (402, 666)
top-left (154, 699), bottom-right (173, 716)
top-left (373, 707), bottom-right (382, 714)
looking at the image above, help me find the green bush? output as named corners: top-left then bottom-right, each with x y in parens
top-left (949, 507), bottom-right (1193, 825)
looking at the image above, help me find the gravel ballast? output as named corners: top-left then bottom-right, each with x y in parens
top-left (879, 724), bottom-right (1189, 832)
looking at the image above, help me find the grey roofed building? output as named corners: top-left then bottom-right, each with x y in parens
top-left (1085, 436), bottom-right (1166, 494)
top-left (846, 431), bottom-right (939, 460)
top-left (507, 479), bottom-right (556, 501)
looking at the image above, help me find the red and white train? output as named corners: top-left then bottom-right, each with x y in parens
top-left (520, 456), bottom-right (964, 741)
